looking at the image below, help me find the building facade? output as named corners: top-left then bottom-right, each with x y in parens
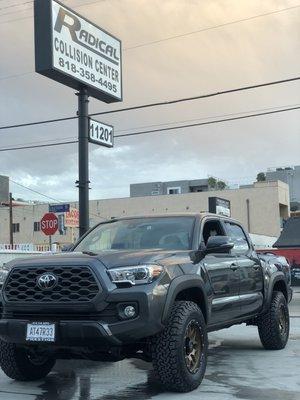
top-left (130, 179), bottom-right (211, 197)
top-left (266, 166), bottom-right (300, 207)
top-left (0, 181), bottom-right (289, 246)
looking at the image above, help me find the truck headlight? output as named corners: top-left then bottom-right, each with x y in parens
top-left (108, 265), bottom-right (163, 285)
top-left (0, 265), bottom-right (10, 288)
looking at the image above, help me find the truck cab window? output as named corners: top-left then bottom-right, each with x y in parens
top-left (201, 220), bottom-right (225, 246)
top-left (224, 222), bottom-right (249, 254)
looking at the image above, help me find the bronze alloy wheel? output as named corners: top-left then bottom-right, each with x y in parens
top-left (151, 301), bottom-right (208, 392)
top-left (184, 320), bottom-right (202, 374)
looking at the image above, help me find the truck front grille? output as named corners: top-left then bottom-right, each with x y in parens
top-left (3, 303), bottom-right (119, 323)
top-left (4, 266), bottom-right (100, 303)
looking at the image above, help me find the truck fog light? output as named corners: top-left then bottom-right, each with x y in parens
top-left (124, 305), bottom-right (136, 318)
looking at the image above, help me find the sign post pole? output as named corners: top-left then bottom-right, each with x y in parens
top-left (77, 87), bottom-right (90, 237)
top-left (34, 0), bottom-right (122, 238)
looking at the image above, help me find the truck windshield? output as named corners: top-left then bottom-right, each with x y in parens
top-left (74, 217), bottom-right (195, 252)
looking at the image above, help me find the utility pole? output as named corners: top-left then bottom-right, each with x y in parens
top-left (77, 87), bottom-right (90, 238)
top-left (9, 192), bottom-right (13, 247)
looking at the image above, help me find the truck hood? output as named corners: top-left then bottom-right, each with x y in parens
top-left (6, 249), bottom-right (192, 270)
top-left (91, 249), bottom-right (190, 269)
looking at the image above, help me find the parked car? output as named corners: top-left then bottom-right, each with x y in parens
top-left (0, 213), bottom-right (293, 392)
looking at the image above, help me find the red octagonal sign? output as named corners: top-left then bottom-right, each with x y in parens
top-left (41, 213), bottom-right (58, 236)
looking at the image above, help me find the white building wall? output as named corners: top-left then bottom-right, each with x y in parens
top-left (0, 181), bottom-right (289, 245)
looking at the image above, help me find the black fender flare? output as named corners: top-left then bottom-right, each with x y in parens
top-left (161, 275), bottom-right (209, 324)
top-left (263, 272), bottom-right (288, 312)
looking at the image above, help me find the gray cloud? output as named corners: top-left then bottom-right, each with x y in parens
top-left (0, 0), bottom-right (300, 202)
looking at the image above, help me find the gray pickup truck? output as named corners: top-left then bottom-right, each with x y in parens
top-left (0, 213), bottom-right (292, 392)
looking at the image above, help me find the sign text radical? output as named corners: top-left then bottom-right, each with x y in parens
top-left (54, 8), bottom-right (120, 66)
top-left (52, 1), bottom-right (121, 98)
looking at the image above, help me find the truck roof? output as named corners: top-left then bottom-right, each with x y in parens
top-left (109, 212), bottom-right (237, 223)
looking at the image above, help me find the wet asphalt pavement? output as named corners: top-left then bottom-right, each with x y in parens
top-left (0, 291), bottom-right (299, 400)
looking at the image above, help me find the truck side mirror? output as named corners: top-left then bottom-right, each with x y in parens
top-left (205, 236), bottom-right (234, 254)
top-left (61, 244), bottom-right (73, 252)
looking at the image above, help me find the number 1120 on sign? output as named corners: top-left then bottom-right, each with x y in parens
top-left (89, 119), bottom-right (114, 148)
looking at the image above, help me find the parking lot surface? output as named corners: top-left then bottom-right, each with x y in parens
top-left (0, 290), bottom-right (299, 400)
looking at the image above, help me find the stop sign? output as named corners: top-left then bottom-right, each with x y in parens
top-left (41, 213), bottom-right (58, 236)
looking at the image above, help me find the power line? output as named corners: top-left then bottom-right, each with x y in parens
top-left (114, 105), bottom-right (300, 138)
top-left (90, 77), bottom-right (300, 118)
top-left (0, 115), bottom-right (77, 131)
top-left (1, 3), bottom-right (300, 80)
top-left (10, 179), bottom-right (108, 220)
top-left (0, 0), bottom-right (104, 17)
top-left (0, 71), bottom-right (33, 81)
top-left (1, 76), bottom-right (300, 132)
top-left (2, 135), bottom-right (76, 148)
top-left (125, 4), bottom-right (300, 50)
top-left (114, 102), bottom-right (300, 133)
top-left (10, 179), bottom-right (64, 203)
top-left (1, 104), bottom-right (299, 152)
top-left (0, 140), bottom-right (77, 152)
top-left (0, 1), bottom-right (32, 13)
top-left (2, 102), bottom-right (299, 150)
top-left (0, 0), bottom-right (109, 23)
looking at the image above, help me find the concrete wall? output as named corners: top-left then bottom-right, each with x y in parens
top-left (0, 181), bottom-right (289, 245)
top-left (94, 181), bottom-right (289, 238)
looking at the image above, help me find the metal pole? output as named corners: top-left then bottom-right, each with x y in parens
top-left (246, 199), bottom-right (251, 233)
top-left (77, 87), bottom-right (90, 238)
top-left (9, 192), bottom-right (13, 246)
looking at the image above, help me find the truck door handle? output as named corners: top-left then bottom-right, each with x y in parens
top-left (230, 263), bottom-right (238, 271)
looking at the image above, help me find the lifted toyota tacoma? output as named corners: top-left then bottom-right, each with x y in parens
top-left (0, 214), bottom-right (292, 392)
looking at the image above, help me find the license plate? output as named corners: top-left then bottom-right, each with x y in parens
top-left (26, 322), bottom-right (55, 342)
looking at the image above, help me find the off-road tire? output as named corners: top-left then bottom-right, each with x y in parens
top-left (151, 301), bottom-right (208, 392)
top-left (0, 340), bottom-right (55, 381)
top-left (257, 291), bottom-right (289, 350)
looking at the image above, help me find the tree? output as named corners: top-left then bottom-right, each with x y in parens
top-left (208, 177), bottom-right (217, 189)
top-left (256, 172), bottom-right (266, 182)
top-left (216, 180), bottom-right (227, 190)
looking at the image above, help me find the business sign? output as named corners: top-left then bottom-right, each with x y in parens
top-left (209, 197), bottom-right (231, 217)
top-left (65, 208), bottom-right (79, 228)
top-left (89, 119), bottom-right (114, 148)
top-left (49, 203), bottom-right (70, 213)
top-left (34, 0), bottom-right (122, 102)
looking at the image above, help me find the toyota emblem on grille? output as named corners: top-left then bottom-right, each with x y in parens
top-left (37, 273), bottom-right (58, 290)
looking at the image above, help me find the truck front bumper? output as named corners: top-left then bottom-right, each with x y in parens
top-left (0, 319), bottom-right (124, 346)
top-left (0, 288), bottom-right (167, 346)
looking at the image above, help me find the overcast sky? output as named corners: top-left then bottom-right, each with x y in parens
top-left (0, 0), bottom-right (300, 202)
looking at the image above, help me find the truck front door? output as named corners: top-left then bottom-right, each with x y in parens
top-left (223, 221), bottom-right (263, 317)
top-left (201, 218), bottom-right (241, 325)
